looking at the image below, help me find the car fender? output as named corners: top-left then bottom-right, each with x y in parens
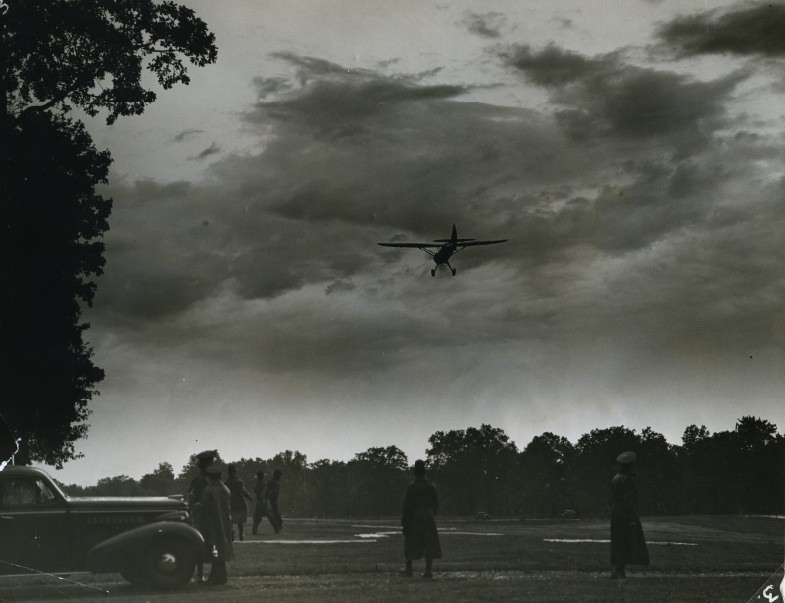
top-left (87, 521), bottom-right (205, 573)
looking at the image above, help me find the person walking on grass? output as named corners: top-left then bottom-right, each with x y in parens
top-left (252, 470), bottom-right (267, 535)
top-left (401, 460), bottom-right (442, 579)
top-left (610, 450), bottom-right (649, 579)
top-left (225, 463), bottom-right (253, 541)
top-left (266, 469), bottom-right (284, 533)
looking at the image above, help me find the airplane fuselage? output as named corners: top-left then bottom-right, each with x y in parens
top-left (433, 244), bottom-right (457, 266)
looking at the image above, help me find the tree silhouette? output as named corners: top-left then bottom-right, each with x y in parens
top-left (1, 0), bottom-right (217, 465)
top-left (139, 461), bottom-right (176, 495)
top-left (519, 432), bottom-right (575, 516)
top-left (56, 417), bottom-right (783, 517)
top-left (427, 424), bottom-right (518, 515)
top-left (570, 426), bottom-right (639, 514)
top-left (348, 445), bottom-right (409, 516)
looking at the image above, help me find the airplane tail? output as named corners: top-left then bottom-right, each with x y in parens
top-left (433, 224), bottom-right (476, 243)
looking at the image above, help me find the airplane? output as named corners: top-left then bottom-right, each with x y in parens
top-left (378, 224), bottom-right (507, 276)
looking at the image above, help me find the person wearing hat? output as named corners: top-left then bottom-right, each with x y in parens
top-left (401, 460), bottom-right (442, 578)
top-left (186, 450), bottom-right (217, 582)
top-left (201, 463), bottom-right (234, 585)
top-left (225, 464), bottom-right (253, 541)
top-left (610, 451), bottom-right (649, 579)
top-left (251, 470), bottom-right (267, 535)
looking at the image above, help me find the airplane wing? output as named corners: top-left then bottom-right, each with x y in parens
top-left (458, 239), bottom-right (508, 247)
top-left (377, 242), bottom-right (442, 248)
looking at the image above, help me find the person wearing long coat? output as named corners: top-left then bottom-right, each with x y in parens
top-left (201, 465), bottom-right (234, 585)
top-left (401, 460), bottom-right (442, 578)
top-left (252, 470), bottom-right (267, 535)
top-left (225, 464), bottom-right (253, 541)
top-left (610, 451), bottom-right (649, 579)
top-left (187, 449), bottom-right (217, 582)
top-left (266, 469), bottom-right (283, 533)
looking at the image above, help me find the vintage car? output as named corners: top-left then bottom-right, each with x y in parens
top-left (0, 466), bottom-right (205, 589)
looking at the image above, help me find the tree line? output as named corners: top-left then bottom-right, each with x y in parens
top-left (60, 415), bottom-right (784, 518)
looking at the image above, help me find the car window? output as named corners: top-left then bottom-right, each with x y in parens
top-left (35, 479), bottom-right (57, 504)
top-left (1, 479), bottom-right (36, 508)
top-left (1, 478), bottom-right (57, 508)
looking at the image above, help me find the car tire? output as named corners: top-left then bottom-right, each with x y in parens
top-left (139, 538), bottom-right (196, 589)
top-left (120, 568), bottom-right (145, 586)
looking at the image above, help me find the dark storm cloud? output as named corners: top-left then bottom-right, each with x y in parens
top-left (170, 128), bottom-right (204, 143)
top-left (461, 11), bottom-right (507, 38)
top-left (91, 45), bottom-right (785, 384)
top-left (502, 44), bottom-right (744, 141)
top-left (253, 54), bottom-right (467, 141)
top-left (503, 44), bottom-right (601, 87)
top-left (92, 178), bottom-right (222, 323)
top-left (658, 4), bottom-right (785, 57)
top-left (190, 141), bottom-right (221, 161)
top-left (252, 76), bottom-right (294, 100)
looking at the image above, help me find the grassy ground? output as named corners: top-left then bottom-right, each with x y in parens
top-left (0, 515), bottom-right (781, 602)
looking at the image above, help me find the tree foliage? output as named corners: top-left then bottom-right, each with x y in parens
top-left (59, 417), bottom-right (783, 520)
top-left (4, 0), bottom-right (217, 124)
top-left (0, 0), bottom-right (217, 465)
top-left (427, 424), bottom-right (519, 515)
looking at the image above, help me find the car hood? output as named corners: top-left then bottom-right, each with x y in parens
top-left (67, 496), bottom-right (186, 510)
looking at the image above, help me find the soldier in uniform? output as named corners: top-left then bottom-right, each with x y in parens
top-left (266, 469), bottom-right (283, 533)
top-left (201, 463), bottom-right (234, 585)
top-left (610, 451), bottom-right (649, 579)
top-left (186, 449), bottom-right (217, 582)
top-left (251, 470), bottom-right (267, 535)
top-left (224, 464), bottom-right (253, 541)
top-left (401, 460), bottom-right (441, 578)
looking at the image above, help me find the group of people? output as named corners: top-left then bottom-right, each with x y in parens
top-left (185, 449), bottom-right (648, 586)
top-left (186, 451), bottom-right (284, 585)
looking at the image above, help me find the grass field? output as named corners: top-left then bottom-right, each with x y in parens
top-left (1, 515), bottom-right (782, 602)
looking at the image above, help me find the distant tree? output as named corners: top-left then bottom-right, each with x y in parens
top-left (1, 0), bottom-right (217, 466)
top-left (519, 432), bottom-right (575, 516)
top-left (88, 474), bottom-right (143, 497)
top-left (427, 424), bottom-right (518, 515)
top-left (267, 450), bottom-right (308, 516)
top-left (348, 445), bottom-right (409, 516)
top-left (570, 426), bottom-right (639, 515)
top-left (307, 459), bottom-right (350, 518)
top-left (678, 423), bottom-right (710, 513)
top-left (734, 416), bottom-right (781, 514)
top-left (636, 427), bottom-right (680, 515)
top-left (139, 461), bottom-right (176, 495)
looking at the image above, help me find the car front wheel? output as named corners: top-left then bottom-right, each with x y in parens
top-left (136, 538), bottom-right (196, 589)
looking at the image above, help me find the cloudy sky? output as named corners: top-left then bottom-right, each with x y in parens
top-left (43, 0), bottom-right (785, 485)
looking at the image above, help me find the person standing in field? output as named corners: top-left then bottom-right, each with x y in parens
top-left (186, 449), bottom-right (217, 582)
top-left (201, 463), bottom-right (234, 585)
top-left (252, 470), bottom-right (267, 535)
top-left (266, 469), bottom-right (283, 533)
top-left (225, 464), bottom-right (253, 541)
top-left (610, 451), bottom-right (649, 579)
top-left (401, 459), bottom-right (442, 579)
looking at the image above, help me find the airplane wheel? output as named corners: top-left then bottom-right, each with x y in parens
top-left (431, 269), bottom-right (436, 277)
top-left (451, 268), bottom-right (456, 276)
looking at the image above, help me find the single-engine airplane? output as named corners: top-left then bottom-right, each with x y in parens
top-left (378, 224), bottom-right (507, 276)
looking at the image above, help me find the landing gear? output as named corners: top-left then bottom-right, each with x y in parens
top-left (431, 264), bottom-right (457, 276)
